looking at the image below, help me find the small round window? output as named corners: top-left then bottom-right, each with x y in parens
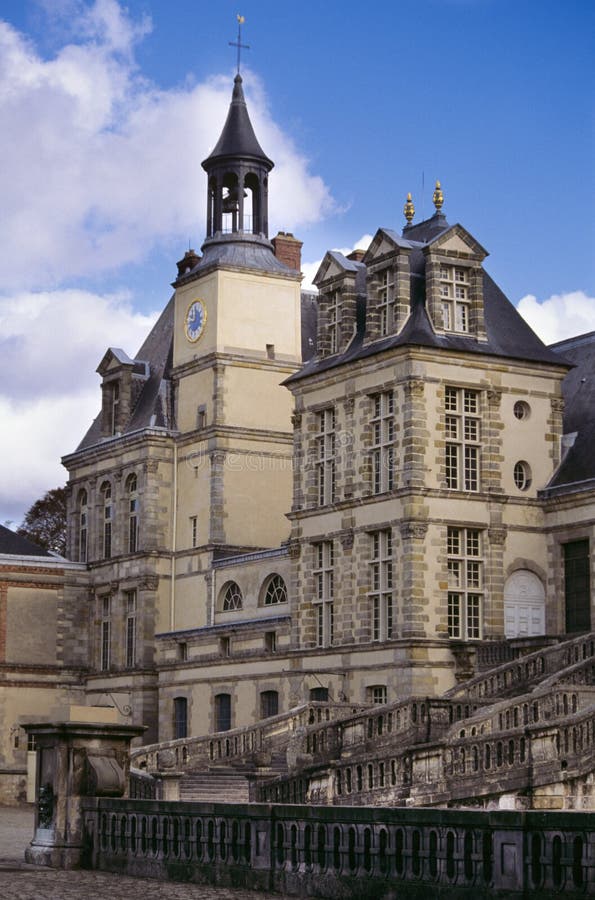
top-left (513, 401), bottom-right (530, 420)
top-left (513, 461), bottom-right (532, 491)
top-left (221, 581), bottom-right (243, 611)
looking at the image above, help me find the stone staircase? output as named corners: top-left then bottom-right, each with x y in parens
top-left (179, 770), bottom-right (251, 803)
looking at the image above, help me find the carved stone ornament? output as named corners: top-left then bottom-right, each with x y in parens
top-left (139, 575), bottom-right (159, 591)
top-left (288, 540), bottom-right (302, 560)
top-left (340, 530), bottom-right (354, 551)
top-left (109, 580), bottom-right (120, 593)
top-left (291, 412), bottom-right (302, 428)
top-left (399, 521), bottom-right (428, 540)
top-left (487, 389), bottom-right (502, 407)
top-left (488, 526), bottom-right (507, 545)
top-left (37, 782), bottom-right (54, 828)
top-left (550, 398), bottom-right (565, 413)
top-left (344, 396), bottom-right (355, 414)
top-left (405, 379), bottom-right (424, 396)
top-left (144, 460), bottom-right (159, 474)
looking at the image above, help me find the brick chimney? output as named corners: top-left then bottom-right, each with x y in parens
top-left (272, 232), bottom-right (302, 272)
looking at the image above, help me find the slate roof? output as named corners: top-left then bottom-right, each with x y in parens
top-left (202, 75), bottom-right (272, 168)
top-left (286, 215), bottom-right (569, 385)
top-left (74, 297), bottom-right (175, 452)
top-left (0, 523), bottom-right (52, 557)
top-left (548, 331), bottom-right (595, 488)
top-left (194, 234), bottom-right (296, 276)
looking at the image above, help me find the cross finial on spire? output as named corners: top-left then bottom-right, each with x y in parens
top-left (229, 14), bottom-right (249, 75)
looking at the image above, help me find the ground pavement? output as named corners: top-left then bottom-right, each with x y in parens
top-left (0, 806), bottom-right (298, 900)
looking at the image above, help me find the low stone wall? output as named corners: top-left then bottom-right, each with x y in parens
top-left (81, 798), bottom-right (594, 897)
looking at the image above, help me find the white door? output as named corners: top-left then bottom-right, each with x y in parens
top-left (503, 570), bottom-right (545, 638)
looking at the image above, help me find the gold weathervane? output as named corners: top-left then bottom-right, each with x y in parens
top-left (404, 192), bottom-right (415, 224)
top-left (433, 180), bottom-right (444, 212)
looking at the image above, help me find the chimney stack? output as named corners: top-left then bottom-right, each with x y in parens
top-left (272, 231), bottom-right (302, 272)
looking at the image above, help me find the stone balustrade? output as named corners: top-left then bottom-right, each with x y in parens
top-left (130, 701), bottom-right (361, 772)
top-left (81, 797), bottom-right (595, 897)
top-left (447, 633), bottom-right (595, 702)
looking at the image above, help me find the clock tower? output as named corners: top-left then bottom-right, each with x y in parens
top-left (170, 73), bottom-right (302, 628)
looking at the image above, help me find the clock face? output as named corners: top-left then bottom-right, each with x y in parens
top-left (184, 299), bottom-right (206, 343)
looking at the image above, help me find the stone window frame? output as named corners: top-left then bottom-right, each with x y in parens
top-left (368, 684), bottom-right (388, 705)
top-left (315, 407), bottom-right (336, 506)
top-left (439, 264), bottom-right (471, 333)
top-left (370, 391), bottom-right (395, 494)
top-left (369, 529), bottom-right (394, 641)
top-left (99, 480), bottom-right (113, 559)
top-left (377, 268), bottom-right (396, 336)
top-left (444, 386), bottom-right (481, 492)
top-left (313, 541), bottom-right (334, 647)
top-left (220, 580), bottom-right (243, 612)
top-left (99, 594), bottom-right (111, 671)
top-left (447, 526), bottom-right (483, 639)
top-left (126, 472), bottom-right (139, 554)
top-left (77, 487), bottom-right (88, 563)
top-left (124, 588), bottom-right (137, 668)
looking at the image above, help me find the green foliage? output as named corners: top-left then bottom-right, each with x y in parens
top-left (17, 486), bottom-right (67, 555)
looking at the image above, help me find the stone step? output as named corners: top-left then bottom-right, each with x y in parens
top-left (179, 772), bottom-right (251, 802)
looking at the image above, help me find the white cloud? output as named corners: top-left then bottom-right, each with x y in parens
top-left (301, 234), bottom-right (373, 291)
top-left (0, 289), bottom-right (158, 524)
top-left (0, 2), bottom-right (335, 292)
top-left (516, 291), bottom-right (595, 345)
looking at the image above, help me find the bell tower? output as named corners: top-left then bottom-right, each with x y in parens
top-left (169, 31), bottom-right (302, 631)
top-left (202, 73), bottom-right (273, 244)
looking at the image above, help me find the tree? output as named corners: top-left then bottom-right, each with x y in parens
top-left (17, 486), bottom-right (67, 556)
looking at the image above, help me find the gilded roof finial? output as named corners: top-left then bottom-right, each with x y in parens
top-left (404, 192), bottom-right (415, 224)
top-left (433, 180), bottom-right (444, 213)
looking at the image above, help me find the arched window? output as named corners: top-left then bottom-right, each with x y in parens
top-left (513, 460), bottom-right (532, 491)
top-left (126, 473), bottom-right (138, 553)
top-left (221, 581), bottom-right (243, 611)
top-left (262, 574), bottom-right (288, 606)
top-left (100, 481), bottom-right (112, 559)
top-left (260, 690), bottom-right (279, 719)
top-left (78, 489), bottom-right (88, 562)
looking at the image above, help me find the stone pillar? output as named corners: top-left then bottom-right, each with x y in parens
top-left (23, 721), bottom-right (144, 869)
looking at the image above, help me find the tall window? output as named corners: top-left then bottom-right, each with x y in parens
top-left (78, 489), bottom-right (88, 563)
top-left (100, 595), bottom-right (111, 671)
top-left (215, 693), bottom-right (232, 732)
top-left (127, 474), bottom-right (138, 553)
top-left (190, 516), bottom-right (198, 548)
top-left (447, 527), bottom-right (483, 639)
top-left (260, 690), bottom-right (279, 719)
top-left (327, 291), bottom-right (341, 354)
top-left (110, 381), bottom-right (120, 435)
top-left (316, 408), bottom-right (336, 505)
top-left (125, 589), bottom-right (136, 668)
top-left (440, 265), bottom-right (470, 332)
top-left (378, 268), bottom-right (395, 335)
top-left (101, 481), bottom-right (113, 558)
top-left (445, 387), bottom-right (480, 491)
top-left (370, 530), bottom-right (393, 641)
top-left (371, 391), bottom-right (395, 493)
top-left (173, 697), bottom-right (188, 739)
top-left (564, 540), bottom-right (591, 633)
top-left (313, 541), bottom-right (334, 647)
top-left (368, 685), bottom-right (388, 705)
top-left (222, 581), bottom-right (243, 611)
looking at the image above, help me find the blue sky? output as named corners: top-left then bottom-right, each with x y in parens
top-left (0, 0), bottom-right (593, 525)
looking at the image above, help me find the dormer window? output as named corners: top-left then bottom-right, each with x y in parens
top-left (378, 269), bottom-right (395, 336)
top-left (440, 266), bottom-right (470, 332)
